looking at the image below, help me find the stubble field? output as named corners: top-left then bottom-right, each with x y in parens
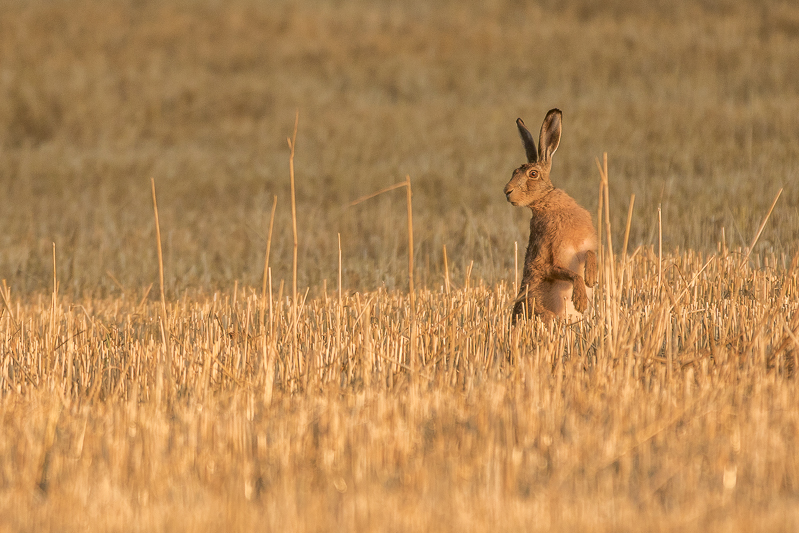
top-left (1, 0), bottom-right (799, 531)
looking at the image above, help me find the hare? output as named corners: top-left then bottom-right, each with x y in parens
top-left (504, 108), bottom-right (598, 322)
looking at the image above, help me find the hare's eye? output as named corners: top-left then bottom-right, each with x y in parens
top-left (528, 170), bottom-right (538, 179)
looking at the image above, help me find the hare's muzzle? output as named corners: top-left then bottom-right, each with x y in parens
top-left (504, 186), bottom-right (515, 204)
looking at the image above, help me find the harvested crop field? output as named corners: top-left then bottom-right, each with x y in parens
top-left (1, 1), bottom-right (798, 531)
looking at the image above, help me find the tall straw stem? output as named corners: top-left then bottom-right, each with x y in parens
top-left (739, 188), bottom-right (783, 271)
top-left (596, 174), bottom-right (604, 275)
top-left (514, 241), bottom-right (518, 299)
top-left (261, 195), bottom-right (278, 334)
top-left (621, 195), bottom-right (635, 262)
top-left (337, 233), bottom-right (343, 368)
top-left (595, 154), bottom-right (618, 359)
top-left (259, 193), bottom-right (277, 403)
top-left (596, 153), bottom-right (615, 295)
top-left (658, 206), bottom-right (663, 294)
top-left (287, 112), bottom-right (300, 380)
top-left (405, 175), bottom-right (416, 377)
top-left (620, 193), bottom-right (635, 289)
top-left (151, 178), bottom-right (171, 402)
top-left (348, 176), bottom-right (417, 377)
top-left (0, 280), bottom-right (16, 330)
top-left (405, 175), bottom-right (415, 310)
top-left (443, 244), bottom-right (450, 295)
top-left (50, 243), bottom-right (57, 356)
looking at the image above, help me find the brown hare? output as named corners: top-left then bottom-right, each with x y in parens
top-left (504, 108), bottom-right (598, 322)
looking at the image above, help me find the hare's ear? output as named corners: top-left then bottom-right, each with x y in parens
top-left (517, 118), bottom-right (538, 163)
top-left (538, 109), bottom-right (562, 163)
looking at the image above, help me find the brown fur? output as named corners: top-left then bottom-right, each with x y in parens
top-left (504, 109), bottom-right (598, 322)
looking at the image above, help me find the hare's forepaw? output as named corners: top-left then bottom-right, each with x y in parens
top-left (584, 250), bottom-right (598, 287)
top-left (572, 280), bottom-right (588, 313)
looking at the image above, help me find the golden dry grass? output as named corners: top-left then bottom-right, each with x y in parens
top-left (1, 253), bottom-right (798, 532)
top-left (1, 0), bottom-right (799, 531)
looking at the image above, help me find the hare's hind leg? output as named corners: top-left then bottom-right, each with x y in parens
top-left (511, 287), bottom-right (556, 324)
top-left (549, 266), bottom-right (588, 313)
top-left (584, 250), bottom-right (597, 287)
top-left (511, 302), bottom-right (555, 324)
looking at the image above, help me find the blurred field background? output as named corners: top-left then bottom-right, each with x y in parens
top-left (1, 0), bottom-right (798, 294)
top-left (1, 0), bottom-right (798, 531)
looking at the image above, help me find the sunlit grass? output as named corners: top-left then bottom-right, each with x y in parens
top-left (1, 247), bottom-right (798, 531)
top-left (1, 0), bottom-right (798, 531)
